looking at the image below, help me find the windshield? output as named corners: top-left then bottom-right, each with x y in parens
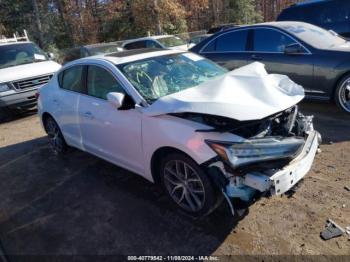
top-left (117, 53), bottom-right (227, 103)
top-left (157, 36), bottom-right (187, 47)
top-left (0, 42), bottom-right (48, 69)
top-left (87, 44), bottom-right (122, 55)
top-left (280, 23), bottom-right (347, 49)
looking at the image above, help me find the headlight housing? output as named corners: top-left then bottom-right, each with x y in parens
top-left (206, 137), bottom-right (305, 168)
top-left (0, 83), bottom-right (10, 92)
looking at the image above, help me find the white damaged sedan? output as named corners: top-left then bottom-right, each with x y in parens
top-left (38, 49), bottom-right (321, 216)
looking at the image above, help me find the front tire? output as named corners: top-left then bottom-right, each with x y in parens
top-left (44, 116), bottom-right (68, 155)
top-left (335, 75), bottom-right (350, 113)
top-left (159, 153), bottom-right (217, 217)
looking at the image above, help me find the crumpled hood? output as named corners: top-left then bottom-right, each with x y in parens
top-left (0, 60), bottom-right (61, 83)
top-left (143, 62), bottom-right (305, 121)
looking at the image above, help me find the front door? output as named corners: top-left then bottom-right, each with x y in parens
top-left (250, 28), bottom-right (314, 92)
top-left (78, 64), bottom-right (144, 174)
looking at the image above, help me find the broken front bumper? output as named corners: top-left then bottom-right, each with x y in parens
top-left (269, 130), bottom-right (320, 195)
top-left (242, 130), bottom-right (320, 196)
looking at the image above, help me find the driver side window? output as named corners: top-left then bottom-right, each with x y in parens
top-left (87, 65), bottom-right (125, 100)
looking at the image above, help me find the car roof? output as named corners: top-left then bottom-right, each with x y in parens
top-left (0, 41), bottom-right (33, 46)
top-left (75, 48), bottom-right (183, 65)
top-left (122, 35), bottom-right (177, 45)
top-left (83, 42), bottom-right (121, 49)
top-left (291, 0), bottom-right (329, 7)
top-left (190, 21), bottom-right (313, 53)
top-left (211, 21), bottom-right (313, 32)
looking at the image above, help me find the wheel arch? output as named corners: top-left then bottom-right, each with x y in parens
top-left (150, 146), bottom-right (199, 184)
top-left (332, 71), bottom-right (350, 100)
top-left (41, 112), bottom-right (65, 137)
top-left (41, 112), bottom-right (55, 131)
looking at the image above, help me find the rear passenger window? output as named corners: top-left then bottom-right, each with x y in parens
top-left (59, 66), bottom-right (84, 93)
top-left (146, 40), bottom-right (161, 48)
top-left (124, 41), bottom-right (147, 50)
top-left (215, 30), bottom-right (248, 52)
top-left (87, 65), bottom-right (125, 100)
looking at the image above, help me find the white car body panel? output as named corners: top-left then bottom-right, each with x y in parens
top-left (141, 114), bottom-right (244, 180)
top-left (143, 62), bottom-right (305, 121)
top-left (78, 95), bottom-right (144, 175)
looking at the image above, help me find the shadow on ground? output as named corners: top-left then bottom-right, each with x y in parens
top-left (0, 107), bottom-right (37, 125)
top-left (0, 139), bottom-right (243, 259)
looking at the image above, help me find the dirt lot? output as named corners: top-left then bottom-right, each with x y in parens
top-left (0, 101), bottom-right (349, 260)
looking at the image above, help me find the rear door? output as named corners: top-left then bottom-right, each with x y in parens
top-left (250, 27), bottom-right (314, 91)
top-left (199, 29), bottom-right (250, 70)
top-left (54, 65), bottom-right (85, 149)
top-left (78, 64), bottom-right (144, 174)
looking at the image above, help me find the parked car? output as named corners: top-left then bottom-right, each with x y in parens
top-left (62, 43), bottom-right (123, 64)
top-left (191, 21), bottom-right (350, 113)
top-left (38, 49), bottom-right (320, 216)
top-left (277, 0), bottom-right (350, 38)
top-left (0, 32), bottom-right (61, 111)
top-left (207, 23), bottom-right (241, 34)
top-left (189, 34), bottom-right (212, 45)
top-left (122, 35), bottom-right (189, 51)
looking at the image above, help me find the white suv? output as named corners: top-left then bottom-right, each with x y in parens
top-left (0, 35), bottom-right (61, 110)
top-left (38, 49), bottom-right (320, 216)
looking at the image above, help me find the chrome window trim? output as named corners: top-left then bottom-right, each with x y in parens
top-left (200, 28), bottom-right (249, 54)
top-left (200, 26), bottom-right (312, 55)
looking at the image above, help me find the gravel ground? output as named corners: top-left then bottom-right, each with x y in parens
top-left (0, 101), bottom-right (349, 260)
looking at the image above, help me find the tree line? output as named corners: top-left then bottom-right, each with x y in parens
top-left (0, 0), bottom-right (303, 51)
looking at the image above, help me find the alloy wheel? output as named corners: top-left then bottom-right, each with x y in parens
top-left (339, 79), bottom-right (350, 113)
top-left (163, 160), bottom-right (205, 212)
top-left (46, 118), bottom-right (64, 154)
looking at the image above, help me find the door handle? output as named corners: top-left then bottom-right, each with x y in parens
top-left (83, 111), bottom-right (94, 119)
top-left (52, 98), bottom-right (60, 105)
top-left (251, 54), bottom-right (263, 61)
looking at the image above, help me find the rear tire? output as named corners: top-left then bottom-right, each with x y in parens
top-left (335, 74), bottom-right (350, 113)
top-left (44, 116), bottom-right (68, 155)
top-left (159, 153), bottom-right (217, 217)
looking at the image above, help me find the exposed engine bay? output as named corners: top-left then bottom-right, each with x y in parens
top-left (172, 106), bottom-right (320, 216)
top-left (172, 105), bottom-right (314, 139)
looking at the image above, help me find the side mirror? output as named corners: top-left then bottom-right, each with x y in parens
top-left (48, 52), bottom-right (55, 59)
top-left (107, 92), bottom-right (125, 109)
top-left (284, 43), bottom-right (305, 55)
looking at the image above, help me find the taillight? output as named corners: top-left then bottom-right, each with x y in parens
top-left (35, 92), bottom-right (40, 99)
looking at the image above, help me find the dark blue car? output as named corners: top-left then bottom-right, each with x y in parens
top-left (277, 0), bottom-right (350, 38)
